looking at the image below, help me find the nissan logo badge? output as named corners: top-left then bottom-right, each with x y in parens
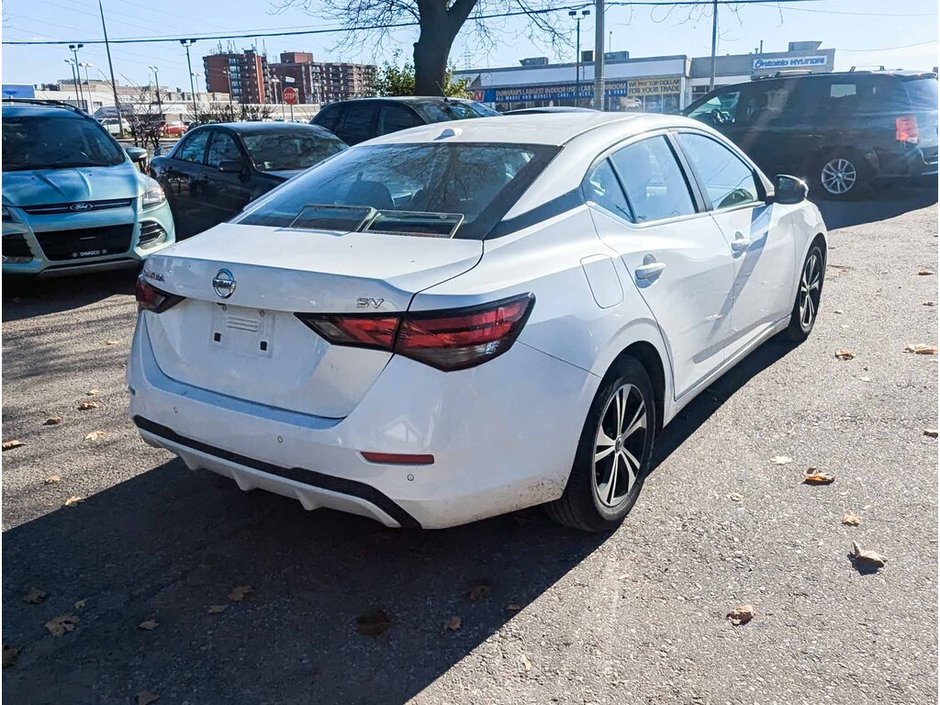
top-left (212, 268), bottom-right (236, 299)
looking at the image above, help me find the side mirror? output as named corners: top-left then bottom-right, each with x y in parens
top-left (218, 159), bottom-right (246, 174)
top-left (125, 146), bottom-right (148, 163)
top-left (772, 174), bottom-right (808, 205)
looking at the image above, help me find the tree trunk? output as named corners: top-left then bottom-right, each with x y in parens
top-left (413, 28), bottom-right (453, 96)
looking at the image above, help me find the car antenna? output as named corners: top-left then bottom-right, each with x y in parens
top-left (437, 81), bottom-right (451, 102)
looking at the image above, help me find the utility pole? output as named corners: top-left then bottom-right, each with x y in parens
top-left (65, 58), bottom-right (80, 105)
top-left (69, 44), bottom-right (84, 110)
top-left (180, 39), bottom-right (198, 120)
top-left (593, 0), bottom-right (606, 111)
top-left (569, 9), bottom-right (590, 108)
top-left (709, 0), bottom-right (718, 91)
top-left (97, 0), bottom-right (124, 137)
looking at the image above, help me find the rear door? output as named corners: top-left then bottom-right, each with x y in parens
top-left (589, 133), bottom-right (737, 399)
top-left (159, 129), bottom-right (211, 238)
top-left (674, 130), bottom-right (794, 354)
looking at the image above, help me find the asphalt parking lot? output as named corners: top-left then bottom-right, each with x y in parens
top-left (2, 183), bottom-right (937, 705)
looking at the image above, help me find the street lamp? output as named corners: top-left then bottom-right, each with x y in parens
top-left (64, 59), bottom-right (80, 105)
top-left (180, 39), bottom-right (198, 119)
top-left (68, 43), bottom-right (85, 109)
top-left (79, 62), bottom-right (93, 109)
top-left (568, 9), bottom-right (590, 108)
top-left (270, 76), bottom-right (286, 119)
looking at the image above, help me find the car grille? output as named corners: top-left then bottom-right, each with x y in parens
top-left (34, 224), bottom-right (134, 261)
top-left (2, 234), bottom-right (33, 259)
top-left (22, 198), bottom-right (135, 216)
top-left (138, 221), bottom-right (167, 248)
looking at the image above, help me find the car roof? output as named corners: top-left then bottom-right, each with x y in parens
top-left (1, 101), bottom-right (88, 119)
top-left (323, 96), bottom-right (479, 107)
top-left (191, 121), bottom-right (336, 136)
top-left (364, 112), bottom-right (688, 147)
top-left (707, 70), bottom-right (936, 92)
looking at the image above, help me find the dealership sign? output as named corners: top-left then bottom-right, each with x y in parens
top-left (753, 55), bottom-right (828, 70)
top-left (481, 76), bottom-right (681, 103)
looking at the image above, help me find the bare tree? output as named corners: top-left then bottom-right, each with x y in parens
top-left (275, 1), bottom-right (567, 96)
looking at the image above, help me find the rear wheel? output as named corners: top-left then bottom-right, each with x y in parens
top-left (783, 242), bottom-right (825, 342)
top-left (815, 150), bottom-right (871, 200)
top-left (546, 357), bottom-right (656, 532)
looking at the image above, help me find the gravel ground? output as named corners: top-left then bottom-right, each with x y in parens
top-left (2, 184), bottom-right (937, 705)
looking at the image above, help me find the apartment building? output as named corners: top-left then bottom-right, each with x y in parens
top-left (203, 49), bottom-right (269, 104)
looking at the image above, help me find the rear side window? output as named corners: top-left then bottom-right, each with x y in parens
top-left (313, 106), bottom-right (341, 132)
top-left (176, 130), bottom-right (210, 163)
top-left (676, 133), bottom-right (759, 209)
top-left (902, 77), bottom-right (938, 110)
top-left (378, 105), bottom-right (423, 135)
top-left (609, 136), bottom-right (695, 222)
top-left (333, 104), bottom-right (379, 144)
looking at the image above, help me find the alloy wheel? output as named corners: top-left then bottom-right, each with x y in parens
top-left (593, 383), bottom-right (647, 508)
top-left (799, 250), bottom-right (822, 331)
top-left (821, 157), bottom-right (858, 195)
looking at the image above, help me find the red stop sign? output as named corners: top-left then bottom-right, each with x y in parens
top-left (283, 87), bottom-right (298, 105)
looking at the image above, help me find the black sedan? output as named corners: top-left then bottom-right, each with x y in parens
top-left (150, 122), bottom-right (346, 238)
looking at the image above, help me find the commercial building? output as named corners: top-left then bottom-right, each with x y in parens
top-left (455, 41), bottom-right (837, 113)
top-left (203, 49), bottom-right (270, 104)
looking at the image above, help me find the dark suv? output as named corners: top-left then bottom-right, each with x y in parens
top-left (311, 96), bottom-right (498, 146)
top-left (683, 71), bottom-right (938, 198)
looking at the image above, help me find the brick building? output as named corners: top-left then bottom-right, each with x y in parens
top-left (319, 62), bottom-right (377, 103)
top-left (268, 52), bottom-right (322, 104)
top-left (203, 49), bottom-right (269, 104)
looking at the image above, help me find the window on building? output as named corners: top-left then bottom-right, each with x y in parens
top-left (609, 136), bottom-right (695, 222)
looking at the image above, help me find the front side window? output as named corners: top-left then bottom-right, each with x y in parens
top-left (175, 130), bottom-right (210, 163)
top-left (686, 89), bottom-right (741, 127)
top-left (584, 160), bottom-right (633, 222)
top-left (237, 142), bottom-right (558, 239)
top-left (2, 115), bottom-right (125, 171)
top-left (609, 136), bottom-right (695, 222)
top-left (206, 132), bottom-right (243, 168)
top-left (676, 133), bottom-right (759, 209)
top-left (242, 131), bottom-right (347, 171)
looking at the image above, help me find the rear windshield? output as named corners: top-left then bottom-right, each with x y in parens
top-left (2, 115), bottom-right (125, 171)
top-left (236, 142), bottom-right (558, 240)
top-left (412, 100), bottom-right (499, 123)
top-left (241, 131), bottom-right (347, 172)
top-left (902, 77), bottom-right (938, 110)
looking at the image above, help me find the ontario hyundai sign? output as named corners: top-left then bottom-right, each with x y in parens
top-left (753, 55), bottom-right (828, 70)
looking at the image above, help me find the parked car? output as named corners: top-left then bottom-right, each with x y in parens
top-left (311, 96), bottom-right (499, 145)
top-left (683, 70), bottom-right (938, 199)
top-left (504, 106), bottom-right (599, 114)
top-left (130, 112), bottom-right (826, 531)
top-left (150, 122), bottom-right (347, 238)
top-left (99, 116), bottom-right (130, 136)
top-left (2, 100), bottom-right (175, 277)
top-left (161, 120), bottom-right (188, 137)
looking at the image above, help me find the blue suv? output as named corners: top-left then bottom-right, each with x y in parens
top-left (2, 100), bottom-right (176, 277)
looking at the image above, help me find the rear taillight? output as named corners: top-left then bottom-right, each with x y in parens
top-left (135, 275), bottom-right (184, 313)
top-left (896, 114), bottom-right (920, 144)
top-left (296, 293), bottom-right (535, 371)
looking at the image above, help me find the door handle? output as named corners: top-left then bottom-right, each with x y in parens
top-left (730, 233), bottom-right (752, 253)
top-left (635, 262), bottom-right (666, 280)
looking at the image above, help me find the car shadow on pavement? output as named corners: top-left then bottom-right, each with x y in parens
top-left (815, 179), bottom-right (937, 230)
top-left (2, 459), bottom-right (607, 704)
top-left (2, 269), bottom-right (137, 323)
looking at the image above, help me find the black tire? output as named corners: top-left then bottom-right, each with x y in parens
top-left (813, 149), bottom-right (872, 200)
top-left (546, 356), bottom-right (656, 532)
top-left (783, 241), bottom-right (825, 342)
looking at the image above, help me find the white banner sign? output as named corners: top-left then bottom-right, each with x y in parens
top-left (753, 55), bottom-right (828, 70)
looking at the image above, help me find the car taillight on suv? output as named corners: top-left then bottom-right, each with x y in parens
top-left (896, 115), bottom-right (920, 144)
top-left (296, 293), bottom-right (535, 371)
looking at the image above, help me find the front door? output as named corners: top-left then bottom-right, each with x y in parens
top-left (203, 130), bottom-right (255, 228)
top-left (160, 129), bottom-right (211, 238)
top-left (590, 134), bottom-right (737, 400)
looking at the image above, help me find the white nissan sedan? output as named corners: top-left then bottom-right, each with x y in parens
top-left (129, 113), bottom-right (827, 532)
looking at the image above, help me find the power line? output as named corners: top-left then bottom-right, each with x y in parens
top-left (2, 0), bottom-right (823, 45)
top-left (840, 39), bottom-right (938, 53)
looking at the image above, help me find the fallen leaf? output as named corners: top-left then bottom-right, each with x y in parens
top-left (63, 495), bottom-right (83, 507)
top-left (924, 429), bottom-right (938, 438)
top-left (355, 608), bottom-right (392, 637)
top-left (207, 604), bottom-right (228, 615)
top-left (468, 580), bottom-right (491, 602)
top-left (803, 469), bottom-right (835, 485)
top-left (44, 475), bottom-right (61, 485)
top-left (842, 511), bottom-right (862, 526)
top-left (728, 492), bottom-right (743, 502)
top-left (106, 340), bottom-right (120, 346)
top-left (23, 587), bottom-right (48, 604)
top-left (73, 599), bottom-right (87, 610)
top-left (506, 603), bottom-right (524, 612)
top-left (2, 646), bottom-right (20, 669)
top-left (833, 309), bottom-right (844, 314)
top-left (44, 614), bottom-right (79, 637)
top-left (917, 268), bottom-right (934, 276)
top-left (43, 416), bottom-right (63, 426)
top-left (77, 401), bottom-right (99, 411)
top-left (923, 301), bottom-right (937, 307)
top-left (726, 604), bottom-right (755, 626)
top-left (138, 619), bottom-right (159, 631)
top-left (521, 654), bottom-right (532, 672)
top-left (83, 431), bottom-right (106, 442)
top-left (851, 542), bottom-right (886, 571)
top-left (770, 455), bottom-right (792, 465)
top-left (227, 585), bottom-right (253, 602)
top-left (444, 616), bottom-right (462, 632)
top-left (86, 389), bottom-right (99, 396)
top-left (834, 349), bottom-right (855, 361)
top-left (904, 344), bottom-right (938, 355)
top-left (136, 691), bottom-right (160, 705)
top-left (2, 440), bottom-right (25, 451)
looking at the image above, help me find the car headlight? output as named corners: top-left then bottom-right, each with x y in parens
top-left (2, 205), bottom-right (17, 222)
top-left (140, 184), bottom-right (166, 209)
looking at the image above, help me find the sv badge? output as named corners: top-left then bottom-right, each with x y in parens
top-left (356, 297), bottom-right (385, 309)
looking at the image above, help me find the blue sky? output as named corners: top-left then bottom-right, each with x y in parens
top-left (2, 0), bottom-right (937, 92)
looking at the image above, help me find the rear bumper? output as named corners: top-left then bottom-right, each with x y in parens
top-left (876, 145), bottom-right (939, 178)
top-left (127, 314), bottom-right (598, 529)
